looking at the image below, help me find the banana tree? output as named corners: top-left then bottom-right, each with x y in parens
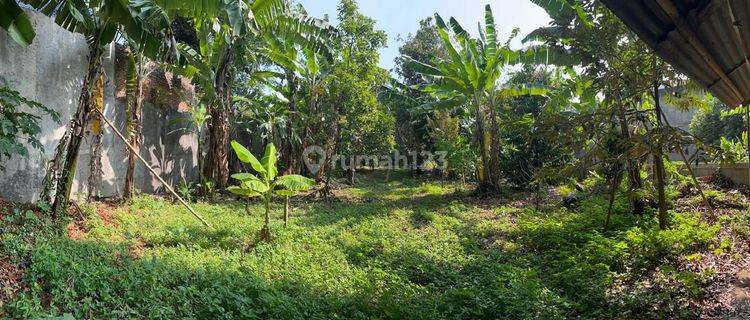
top-left (402, 4), bottom-right (577, 193)
top-left (122, 38), bottom-right (147, 199)
top-left (234, 94), bottom-right (290, 148)
top-left (259, 30), bottom-right (335, 174)
top-left (228, 140), bottom-right (314, 240)
top-left (21, 0), bottom-right (165, 214)
top-left (120, 0), bottom-right (190, 199)
top-left (176, 1), bottom-right (335, 188)
top-left (174, 0), bottom-right (285, 190)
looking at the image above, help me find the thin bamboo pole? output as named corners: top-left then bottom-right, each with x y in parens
top-left (657, 108), bottom-right (714, 215)
top-left (94, 108), bottom-right (211, 228)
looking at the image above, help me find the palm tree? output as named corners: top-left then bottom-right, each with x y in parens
top-left (402, 4), bottom-right (577, 193)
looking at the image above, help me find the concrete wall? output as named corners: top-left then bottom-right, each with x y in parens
top-left (659, 91), bottom-right (698, 161)
top-left (0, 11), bottom-right (199, 203)
top-left (691, 163), bottom-right (750, 186)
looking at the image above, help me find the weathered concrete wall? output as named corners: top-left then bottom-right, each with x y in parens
top-left (0, 11), bottom-right (199, 203)
top-left (691, 163), bottom-right (750, 186)
top-left (659, 91), bottom-right (698, 161)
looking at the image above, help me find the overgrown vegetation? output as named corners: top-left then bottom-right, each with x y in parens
top-left (0, 86), bottom-right (59, 171)
top-left (228, 140), bottom-right (315, 239)
top-left (2, 0), bottom-right (750, 318)
top-left (2, 173), bottom-right (740, 319)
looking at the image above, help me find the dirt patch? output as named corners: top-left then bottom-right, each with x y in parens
top-left (65, 223), bottom-right (84, 240)
top-left (0, 257), bottom-right (24, 311)
top-left (95, 203), bottom-right (118, 226)
top-left (0, 198), bottom-right (10, 210)
top-left (65, 201), bottom-right (88, 240)
top-left (673, 188), bottom-right (750, 319)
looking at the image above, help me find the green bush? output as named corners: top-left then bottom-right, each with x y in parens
top-left (0, 86), bottom-right (59, 170)
top-left (689, 101), bottom-right (744, 147)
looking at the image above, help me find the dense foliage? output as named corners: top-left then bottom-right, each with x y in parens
top-left (690, 101), bottom-right (745, 148)
top-left (1, 173), bottom-right (733, 319)
top-left (0, 86), bottom-right (59, 170)
top-left (2, 0), bottom-right (750, 318)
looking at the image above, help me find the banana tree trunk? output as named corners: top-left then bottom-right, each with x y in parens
top-left (87, 74), bottom-right (105, 200)
top-left (487, 106), bottom-right (502, 192)
top-left (261, 195), bottom-right (271, 240)
top-left (51, 46), bottom-right (104, 216)
top-left (204, 103), bottom-right (230, 189)
top-left (203, 48), bottom-right (235, 189)
top-left (124, 52), bottom-right (143, 199)
top-left (473, 97), bottom-right (491, 192)
top-left (197, 130), bottom-right (206, 192)
top-left (228, 127), bottom-right (243, 176)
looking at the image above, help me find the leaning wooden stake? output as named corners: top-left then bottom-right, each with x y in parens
top-left (94, 108), bottom-right (211, 228)
top-left (657, 109), bottom-right (713, 215)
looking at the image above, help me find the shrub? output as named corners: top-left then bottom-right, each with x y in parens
top-left (0, 86), bottom-right (59, 170)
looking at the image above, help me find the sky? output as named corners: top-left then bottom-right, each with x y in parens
top-left (298, 0), bottom-right (553, 72)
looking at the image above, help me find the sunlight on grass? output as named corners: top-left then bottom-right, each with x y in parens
top-left (0, 174), bottom-right (728, 319)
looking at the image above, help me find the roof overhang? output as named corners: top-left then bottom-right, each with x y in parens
top-left (602, 0), bottom-right (750, 107)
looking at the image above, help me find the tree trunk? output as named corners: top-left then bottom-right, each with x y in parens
top-left (51, 46), bottom-right (104, 216)
top-left (124, 51), bottom-right (143, 199)
top-left (318, 105), bottom-right (339, 198)
top-left (604, 166), bottom-right (624, 230)
top-left (87, 74), bottom-right (105, 200)
top-left (203, 48), bottom-right (235, 189)
top-left (228, 127), bottom-right (243, 176)
top-left (473, 98), bottom-right (491, 193)
top-left (204, 103), bottom-right (230, 189)
top-left (261, 195), bottom-right (271, 240)
top-left (487, 106), bottom-right (502, 192)
top-left (653, 82), bottom-right (668, 230)
top-left (618, 104), bottom-right (645, 215)
top-left (285, 71), bottom-right (300, 174)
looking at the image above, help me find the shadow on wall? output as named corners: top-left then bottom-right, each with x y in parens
top-left (109, 45), bottom-right (199, 196)
top-left (0, 12), bottom-right (200, 203)
top-left (0, 10), bottom-right (88, 203)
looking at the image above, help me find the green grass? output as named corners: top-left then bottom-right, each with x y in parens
top-left (0, 172), bottom-right (729, 319)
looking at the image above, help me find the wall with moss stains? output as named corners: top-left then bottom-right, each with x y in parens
top-left (0, 10), bottom-right (199, 203)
